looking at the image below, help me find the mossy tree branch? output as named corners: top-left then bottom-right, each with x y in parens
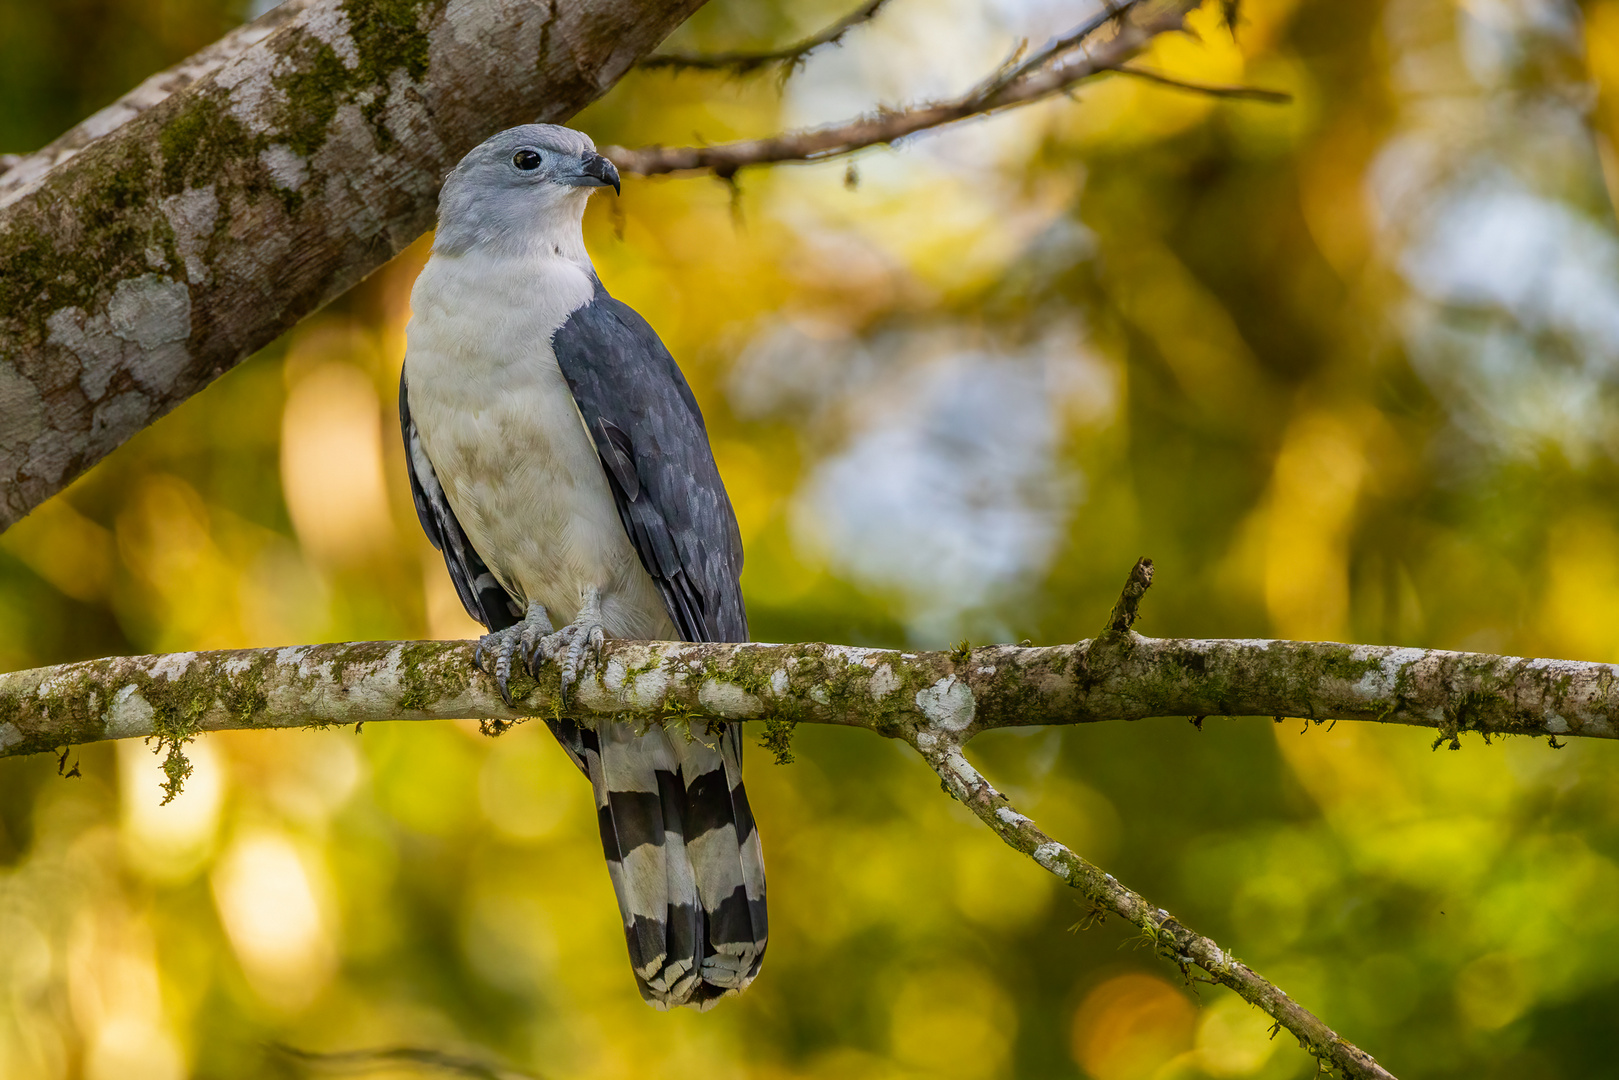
top-left (0, 0), bottom-right (316, 196)
top-left (4, 633), bottom-right (1615, 764)
top-left (0, 0), bottom-right (708, 531)
top-left (0, 0), bottom-right (1286, 533)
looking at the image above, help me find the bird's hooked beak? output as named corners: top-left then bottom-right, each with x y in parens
top-left (566, 152), bottom-right (621, 195)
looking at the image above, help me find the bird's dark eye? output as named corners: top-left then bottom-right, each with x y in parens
top-left (512, 149), bottom-right (543, 171)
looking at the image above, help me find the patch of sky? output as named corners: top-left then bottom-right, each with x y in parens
top-left (789, 337), bottom-right (1090, 643)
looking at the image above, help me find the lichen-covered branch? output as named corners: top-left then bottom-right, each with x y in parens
top-left (914, 731), bottom-right (1394, 1079)
top-left (638, 0), bottom-right (893, 76)
top-left (605, 0), bottom-right (1297, 179)
top-left (4, 632), bottom-right (1617, 764)
top-left (0, 0), bottom-right (707, 531)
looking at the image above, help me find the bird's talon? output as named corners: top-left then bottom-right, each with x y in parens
top-left (519, 634), bottom-right (543, 677)
top-left (476, 603), bottom-right (552, 705)
top-left (534, 612), bottom-right (606, 703)
top-left (494, 639), bottom-right (519, 705)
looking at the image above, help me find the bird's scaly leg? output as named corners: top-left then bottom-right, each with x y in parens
top-left (474, 600), bottom-right (553, 705)
top-left (532, 585), bottom-right (608, 699)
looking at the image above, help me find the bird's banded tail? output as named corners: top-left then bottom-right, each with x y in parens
top-left (545, 717), bottom-right (767, 1009)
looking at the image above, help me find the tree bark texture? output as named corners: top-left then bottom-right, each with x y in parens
top-left (0, 0), bottom-right (317, 199)
top-left (0, 0), bottom-right (707, 531)
top-left (2, 633), bottom-right (1611, 761)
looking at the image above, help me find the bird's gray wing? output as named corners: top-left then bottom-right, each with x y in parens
top-left (550, 278), bottom-right (747, 644)
top-left (399, 368), bottom-right (521, 632)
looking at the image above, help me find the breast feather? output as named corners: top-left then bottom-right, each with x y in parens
top-left (404, 250), bottom-right (674, 638)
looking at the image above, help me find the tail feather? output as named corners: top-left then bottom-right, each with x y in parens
top-left (671, 724), bottom-right (767, 995)
top-left (547, 717), bottom-right (767, 1009)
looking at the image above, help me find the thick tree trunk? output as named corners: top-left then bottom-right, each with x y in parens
top-left (0, 0), bottom-right (706, 530)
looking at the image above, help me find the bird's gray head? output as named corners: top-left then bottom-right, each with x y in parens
top-left (434, 124), bottom-right (620, 258)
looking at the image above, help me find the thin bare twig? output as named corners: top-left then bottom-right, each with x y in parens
top-left (968, 0), bottom-right (1142, 101)
top-left (1222, 0), bottom-right (1244, 34)
top-left (1107, 63), bottom-right (1292, 102)
top-left (606, 4), bottom-right (1194, 177)
top-left (639, 0), bottom-right (893, 76)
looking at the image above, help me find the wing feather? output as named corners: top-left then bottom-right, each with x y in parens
top-left (550, 280), bottom-right (748, 645)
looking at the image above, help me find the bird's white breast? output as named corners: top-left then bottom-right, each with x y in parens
top-left (404, 248), bottom-right (675, 639)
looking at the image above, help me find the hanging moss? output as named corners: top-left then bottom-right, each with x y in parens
top-left (757, 716), bottom-right (797, 764)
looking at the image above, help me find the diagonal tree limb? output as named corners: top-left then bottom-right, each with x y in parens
top-left (0, 0), bottom-right (709, 532)
top-left (638, 0), bottom-right (894, 77)
top-left (0, 0), bottom-right (1271, 533)
top-left (912, 730), bottom-right (1396, 1080)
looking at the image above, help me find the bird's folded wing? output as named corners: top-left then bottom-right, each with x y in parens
top-left (549, 280), bottom-right (748, 645)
